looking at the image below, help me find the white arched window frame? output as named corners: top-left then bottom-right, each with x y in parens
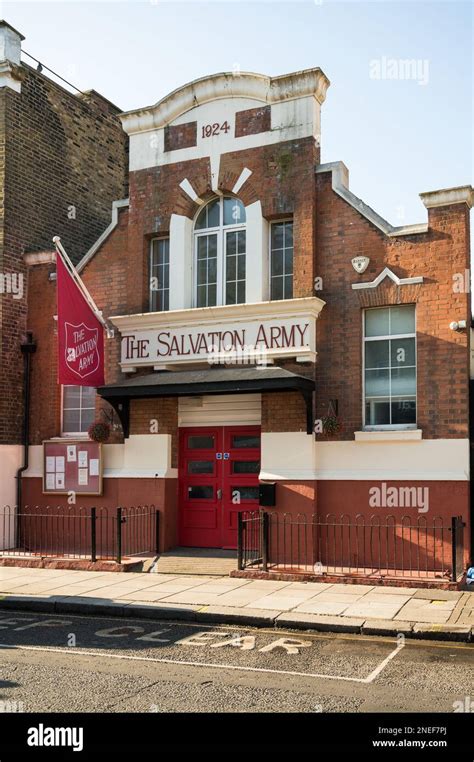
top-left (193, 196), bottom-right (246, 308)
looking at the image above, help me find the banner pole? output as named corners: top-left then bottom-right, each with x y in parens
top-left (53, 236), bottom-right (114, 339)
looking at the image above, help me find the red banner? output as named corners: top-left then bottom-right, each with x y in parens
top-left (56, 253), bottom-right (105, 386)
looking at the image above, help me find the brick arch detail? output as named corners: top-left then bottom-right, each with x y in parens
top-left (355, 282), bottom-right (423, 308)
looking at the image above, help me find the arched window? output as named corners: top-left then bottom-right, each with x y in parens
top-left (194, 196), bottom-right (246, 307)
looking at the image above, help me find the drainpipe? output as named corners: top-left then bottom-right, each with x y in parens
top-left (15, 332), bottom-right (36, 532)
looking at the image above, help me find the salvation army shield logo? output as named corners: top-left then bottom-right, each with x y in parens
top-left (351, 256), bottom-right (370, 274)
top-left (64, 322), bottom-right (100, 379)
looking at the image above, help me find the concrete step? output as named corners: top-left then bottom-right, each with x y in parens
top-left (153, 548), bottom-right (236, 576)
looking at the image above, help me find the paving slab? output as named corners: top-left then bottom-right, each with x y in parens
top-left (119, 588), bottom-right (194, 602)
top-left (242, 593), bottom-right (316, 611)
top-left (158, 591), bottom-right (228, 606)
top-left (343, 600), bottom-right (408, 619)
top-left (0, 576), bottom-right (58, 591)
top-left (212, 589), bottom-right (277, 606)
top-left (319, 584), bottom-right (375, 594)
top-left (182, 579), bottom-right (250, 594)
top-left (365, 586), bottom-right (420, 596)
top-left (411, 623), bottom-right (471, 642)
top-left (361, 620), bottom-right (414, 636)
top-left (124, 601), bottom-right (200, 620)
top-left (311, 591), bottom-right (368, 604)
top-left (293, 601), bottom-right (349, 616)
top-left (276, 612), bottom-right (365, 633)
top-left (362, 593), bottom-right (412, 605)
top-left (238, 580), bottom-right (293, 591)
top-left (413, 589), bottom-right (462, 601)
top-left (394, 605), bottom-right (452, 624)
top-left (196, 606), bottom-right (278, 626)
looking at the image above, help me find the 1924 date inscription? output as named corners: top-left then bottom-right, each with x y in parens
top-left (201, 121), bottom-right (231, 138)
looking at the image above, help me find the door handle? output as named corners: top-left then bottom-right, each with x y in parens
top-left (217, 488), bottom-right (222, 500)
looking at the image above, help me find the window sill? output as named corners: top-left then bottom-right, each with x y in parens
top-left (53, 434), bottom-right (90, 440)
top-left (354, 429), bottom-right (422, 442)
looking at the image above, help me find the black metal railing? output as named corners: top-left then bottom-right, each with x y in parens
top-left (0, 505), bottom-right (160, 564)
top-left (237, 511), bottom-right (466, 582)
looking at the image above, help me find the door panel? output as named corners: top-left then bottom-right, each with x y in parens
top-left (179, 427), bottom-right (222, 547)
top-left (179, 425), bottom-right (261, 549)
top-left (221, 426), bottom-right (261, 549)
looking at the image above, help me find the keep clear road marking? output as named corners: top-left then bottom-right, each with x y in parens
top-left (0, 635), bottom-right (406, 684)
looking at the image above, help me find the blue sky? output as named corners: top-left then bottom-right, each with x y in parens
top-left (4, 0), bottom-right (473, 226)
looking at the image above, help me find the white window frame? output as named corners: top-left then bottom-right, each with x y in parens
top-left (193, 197), bottom-right (246, 308)
top-left (269, 218), bottom-right (293, 301)
top-left (362, 306), bottom-right (417, 430)
top-left (61, 385), bottom-right (97, 438)
top-left (149, 236), bottom-right (170, 312)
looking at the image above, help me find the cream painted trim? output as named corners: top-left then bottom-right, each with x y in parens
top-left (260, 433), bottom-right (469, 481)
top-left (355, 430), bottom-right (422, 442)
top-left (179, 178), bottom-right (202, 203)
top-left (0, 61), bottom-right (21, 93)
top-left (111, 295), bottom-right (325, 332)
top-left (420, 186), bottom-right (474, 209)
top-left (120, 68), bottom-right (330, 135)
top-left (261, 432), bottom-right (317, 481)
top-left (0, 445), bottom-right (23, 509)
top-left (104, 469), bottom-right (178, 479)
top-left (314, 439), bottom-right (469, 481)
top-left (169, 213), bottom-right (193, 310)
top-left (22, 438), bottom-right (177, 480)
top-left (232, 167), bottom-right (253, 195)
top-left (77, 199), bottom-right (129, 274)
top-left (316, 162), bottom-right (429, 237)
top-left (24, 251), bottom-right (56, 267)
top-left (352, 267), bottom-right (424, 291)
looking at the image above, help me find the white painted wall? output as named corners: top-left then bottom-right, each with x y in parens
top-left (0, 445), bottom-right (22, 506)
top-left (22, 436), bottom-right (177, 481)
top-left (245, 201), bottom-right (269, 304)
top-left (260, 433), bottom-right (470, 481)
top-left (128, 95), bottom-right (321, 173)
top-left (169, 214), bottom-right (193, 310)
top-left (0, 445), bottom-right (22, 550)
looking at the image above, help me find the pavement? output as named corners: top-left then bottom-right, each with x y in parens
top-left (0, 566), bottom-right (472, 642)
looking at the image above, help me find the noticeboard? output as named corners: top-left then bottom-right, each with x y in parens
top-left (42, 440), bottom-right (103, 496)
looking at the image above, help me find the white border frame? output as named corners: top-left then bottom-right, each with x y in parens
top-left (268, 218), bottom-right (293, 301)
top-left (149, 236), bottom-right (170, 313)
top-left (362, 305), bottom-right (417, 431)
top-left (60, 385), bottom-right (97, 439)
top-left (192, 197), bottom-right (246, 308)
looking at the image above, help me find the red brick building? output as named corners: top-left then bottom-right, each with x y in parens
top-left (20, 68), bottom-right (473, 576)
top-left (0, 21), bottom-right (128, 512)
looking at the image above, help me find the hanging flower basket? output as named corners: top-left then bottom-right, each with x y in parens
top-left (88, 421), bottom-right (110, 443)
top-left (321, 415), bottom-right (340, 436)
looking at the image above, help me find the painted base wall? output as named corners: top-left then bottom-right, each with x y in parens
top-left (18, 476), bottom-right (471, 568)
top-left (0, 445), bottom-right (22, 551)
top-left (21, 477), bottom-right (178, 553)
top-left (269, 480), bottom-right (470, 570)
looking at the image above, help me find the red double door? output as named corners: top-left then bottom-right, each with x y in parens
top-left (178, 426), bottom-right (261, 549)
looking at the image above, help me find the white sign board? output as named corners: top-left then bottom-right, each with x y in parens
top-left (120, 315), bottom-right (315, 368)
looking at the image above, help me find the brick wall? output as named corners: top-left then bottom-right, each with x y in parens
top-left (164, 122), bottom-right (197, 152)
top-left (24, 123), bottom-right (471, 447)
top-left (123, 136), bottom-right (319, 315)
top-left (314, 172), bottom-right (471, 439)
top-left (1, 64), bottom-right (128, 445)
top-left (130, 398), bottom-right (178, 466)
top-left (235, 105), bottom-right (271, 137)
top-left (262, 392), bottom-right (308, 433)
